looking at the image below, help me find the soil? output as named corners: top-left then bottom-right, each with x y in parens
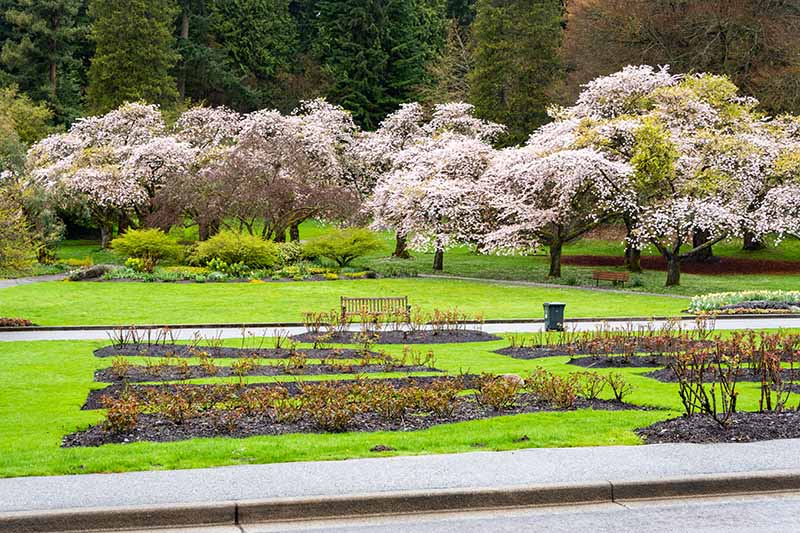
top-left (94, 344), bottom-right (379, 359)
top-left (637, 411), bottom-right (800, 444)
top-left (292, 329), bottom-right (500, 345)
top-left (495, 338), bottom-right (712, 360)
top-left (63, 394), bottom-right (638, 447)
top-left (95, 362), bottom-right (441, 383)
top-left (82, 375), bottom-right (481, 410)
top-left (563, 254), bottom-right (800, 276)
top-left (566, 355), bottom-right (673, 368)
top-left (644, 367), bottom-right (800, 383)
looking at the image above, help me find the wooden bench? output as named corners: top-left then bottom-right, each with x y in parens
top-left (341, 296), bottom-right (411, 319)
top-left (592, 270), bottom-right (630, 287)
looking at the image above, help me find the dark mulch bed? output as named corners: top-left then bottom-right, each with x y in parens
top-left (637, 411), bottom-right (800, 444)
top-left (495, 339), bottom-right (712, 360)
top-left (567, 355), bottom-right (673, 368)
top-left (94, 344), bottom-right (377, 359)
top-left (644, 367), bottom-right (800, 383)
top-left (563, 254), bottom-right (800, 275)
top-left (95, 363), bottom-right (441, 383)
top-left (292, 329), bottom-right (500, 345)
top-left (63, 394), bottom-right (638, 447)
top-left (82, 375), bottom-right (482, 410)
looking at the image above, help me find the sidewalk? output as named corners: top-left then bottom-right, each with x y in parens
top-left (3, 315), bottom-right (800, 342)
top-left (2, 439), bottom-right (800, 531)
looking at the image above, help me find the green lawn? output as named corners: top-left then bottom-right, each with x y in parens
top-left (0, 278), bottom-right (688, 326)
top-left (0, 331), bottom-right (788, 478)
top-left (41, 224), bottom-right (800, 297)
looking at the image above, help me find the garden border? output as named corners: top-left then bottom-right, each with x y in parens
top-left (3, 470), bottom-right (800, 532)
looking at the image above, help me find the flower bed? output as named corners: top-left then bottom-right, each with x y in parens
top-left (64, 372), bottom-right (639, 447)
top-left (688, 290), bottom-right (800, 314)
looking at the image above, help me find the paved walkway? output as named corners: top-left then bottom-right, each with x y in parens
top-left (2, 439), bottom-right (799, 513)
top-left (0, 273), bottom-right (65, 289)
top-left (2, 316), bottom-right (800, 342)
top-left (419, 274), bottom-right (691, 299)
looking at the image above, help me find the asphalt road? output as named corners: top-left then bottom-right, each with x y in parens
top-left (130, 492), bottom-right (800, 532)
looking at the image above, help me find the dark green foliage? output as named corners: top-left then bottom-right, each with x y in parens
top-left (210, 0), bottom-right (297, 82)
top-left (193, 230), bottom-right (279, 268)
top-left (0, 0), bottom-right (88, 124)
top-left (469, 0), bottom-right (565, 145)
top-left (303, 227), bottom-right (382, 267)
top-left (315, 0), bottom-right (445, 129)
top-left (87, 0), bottom-right (180, 113)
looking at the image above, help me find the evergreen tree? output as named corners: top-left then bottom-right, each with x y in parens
top-left (315, 0), bottom-right (444, 129)
top-left (0, 0), bottom-right (88, 123)
top-left (209, 0), bottom-right (298, 104)
top-left (420, 18), bottom-right (472, 104)
top-left (469, 0), bottom-right (565, 145)
top-left (86, 0), bottom-right (180, 113)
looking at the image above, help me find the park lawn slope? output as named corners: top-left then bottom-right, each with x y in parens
top-left (0, 278), bottom-right (688, 326)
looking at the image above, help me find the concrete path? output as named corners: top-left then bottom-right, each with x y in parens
top-left (2, 315), bottom-right (800, 342)
top-left (0, 273), bottom-right (65, 289)
top-left (419, 274), bottom-right (691, 299)
top-left (2, 439), bottom-right (800, 513)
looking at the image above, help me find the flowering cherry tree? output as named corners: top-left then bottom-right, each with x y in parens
top-left (536, 66), bottom-right (791, 285)
top-left (27, 102), bottom-right (170, 246)
top-left (479, 147), bottom-right (634, 277)
top-left (366, 102), bottom-right (504, 269)
top-left (199, 99), bottom-right (360, 241)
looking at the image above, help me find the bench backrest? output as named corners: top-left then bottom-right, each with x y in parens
top-left (592, 271), bottom-right (630, 281)
top-left (341, 296), bottom-right (410, 317)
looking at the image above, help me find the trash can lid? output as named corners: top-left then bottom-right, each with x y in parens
top-left (543, 302), bottom-right (566, 306)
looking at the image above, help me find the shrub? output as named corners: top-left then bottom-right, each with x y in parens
top-left (0, 317), bottom-right (33, 327)
top-left (111, 229), bottom-right (182, 272)
top-left (303, 227), bottom-right (382, 267)
top-left (475, 374), bottom-right (520, 411)
top-left (0, 194), bottom-right (37, 273)
top-left (193, 230), bottom-right (278, 268)
top-left (277, 241), bottom-right (305, 266)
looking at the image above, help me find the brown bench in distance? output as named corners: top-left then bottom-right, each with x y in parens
top-left (341, 296), bottom-right (411, 319)
top-left (592, 270), bottom-right (630, 287)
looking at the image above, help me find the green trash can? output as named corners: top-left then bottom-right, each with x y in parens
top-left (543, 302), bottom-right (566, 331)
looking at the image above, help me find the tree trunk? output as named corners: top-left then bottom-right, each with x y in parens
top-left (273, 227), bottom-right (287, 243)
top-left (624, 245), bottom-right (642, 273)
top-left (118, 212), bottom-right (132, 234)
top-left (49, 62), bottom-right (57, 99)
top-left (393, 232), bottom-right (411, 258)
top-left (548, 241), bottom-right (563, 278)
top-left (100, 224), bottom-right (113, 248)
top-left (665, 255), bottom-right (681, 287)
top-left (689, 229), bottom-right (715, 262)
top-left (178, 11), bottom-right (189, 100)
top-left (198, 222), bottom-right (210, 241)
top-left (743, 231), bottom-right (766, 251)
top-left (289, 223), bottom-right (300, 242)
top-left (433, 248), bottom-right (444, 271)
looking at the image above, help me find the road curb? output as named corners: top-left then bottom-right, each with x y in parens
top-left (3, 470), bottom-right (800, 532)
